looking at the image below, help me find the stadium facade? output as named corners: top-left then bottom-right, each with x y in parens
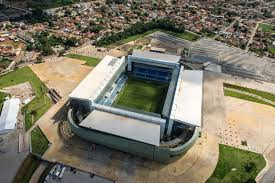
top-left (68, 50), bottom-right (203, 163)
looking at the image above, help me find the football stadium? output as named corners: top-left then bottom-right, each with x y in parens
top-left (67, 50), bottom-right (203, 163)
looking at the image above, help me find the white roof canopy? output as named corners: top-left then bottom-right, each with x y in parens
top-left (69, 55), bottom-right (126, 101)
top-left (79, 110), bottom-right (160, 146)
top-left (0, 98), bottom-right (20, 134)
top-left (170, 69), bottom-right (203, 127)
top-left (131, 49), bottom-right (181, 64)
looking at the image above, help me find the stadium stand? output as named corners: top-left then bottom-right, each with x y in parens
top-left (188, 38), bottom-right (275, 83)
top-left (132, 63), bottom-right (172, 83)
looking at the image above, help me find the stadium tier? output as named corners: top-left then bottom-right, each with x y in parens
top-left (68, 50), bottom-right (203, 163)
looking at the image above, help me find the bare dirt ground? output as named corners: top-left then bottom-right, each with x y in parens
top-left (30, 57), bottom-right (92, 97)
top-left (70, 45), bottom-right (127, 59)
top-left (0, 82), bottom-right (35, 103)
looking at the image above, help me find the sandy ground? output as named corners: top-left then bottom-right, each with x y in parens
top-left (224, 97), bottom-right (275, 153)
top-left (30, 57), bottom-right (92, 97)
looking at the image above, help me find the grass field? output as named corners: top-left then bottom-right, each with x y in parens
top-left (31, 126), bottom-right (50, 156)
top-left (0, 67), bottom-right (53, 131)
top-left (224, 83), bottom-right (275, 103)
top-left (112, 77), bottom-right (168, 114)
top-left (224, 90), bottom-right (275, 107)
top-left (259, 23), bottom-right (275, 33)
top-left (64, 53), bottom-right (101, 67)
top-left (207, 144), bottom-right (266, 183)
top-left (13, 155), bottom-right (41, 183)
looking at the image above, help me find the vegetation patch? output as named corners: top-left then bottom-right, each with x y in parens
top-left (162, 30), bottom-right (199, 41)
top-left (112, 77), bottom-right (168, 114)
top-left (29, 0), bottom-right (79, 9)
top-left (64, 54), bottom-right (101, 67)
top-left (224, 90), bottom-right (275, 107)
top-left (38, 163), bottom-right (55, 183)
top-left (259, 23), bottom-right (275, 33)
top-left (0, 92), bottom-right (9, 111)
top-left (268, 46), bottom-right (275, 55)
top-left (94, 19), bottom-right (187, 47)
top-left (0, 57), bottom-right (12, 71)
top-left (0, 67), bottom-right (53, 131)
top-left (207, 144), bottom-right (266, 183)
top-left (31, 126), bottom-right (50, 156)
top-left (13, 155), bottom-right (41, 183)
top-left (104, 29), bottom-right (157, 48)
top-left (26, 31), bottom-right (80, 56)
top-left (223, 83), bottom-right (275, 102)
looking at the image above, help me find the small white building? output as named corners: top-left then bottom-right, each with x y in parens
top-left (0, 98), bottom-right (20, 135)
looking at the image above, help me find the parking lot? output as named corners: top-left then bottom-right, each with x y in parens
top-left (45, 164), bottom-right (114, 183)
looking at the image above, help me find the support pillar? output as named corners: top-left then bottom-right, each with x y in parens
top-left (166, 119), bottom-right (174, 136)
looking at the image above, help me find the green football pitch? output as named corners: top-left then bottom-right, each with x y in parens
top-left (112, 77), bottom-right (168, 114)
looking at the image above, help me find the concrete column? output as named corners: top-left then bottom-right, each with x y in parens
top-left (166, 119), bottom-right (174, 136)
top-left (160, 123), bottom-right (165, 139)
top-left (127, 59), bottom-right (132, 71)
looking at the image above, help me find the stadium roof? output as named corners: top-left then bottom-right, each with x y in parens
top-left (69, 55), bottom-right (126, 101)
top-left (170, 69), bottom-right (203, 127)
top-left (79, 110), bottom-right (160, 146)
top-left (131, 50), bottom-right (181, 65)
top-left (0, 98), bottom-right (20, 134)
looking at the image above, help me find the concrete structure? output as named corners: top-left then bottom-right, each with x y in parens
top-left (0, 98), bottom-right (20, 134)
top-left (188, 38), bottom-right (275, 83)
top-left (68, 51), bottom-right (203, 162)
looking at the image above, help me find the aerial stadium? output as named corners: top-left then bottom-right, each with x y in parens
top-left (67, 50), bottom-right (203, 163)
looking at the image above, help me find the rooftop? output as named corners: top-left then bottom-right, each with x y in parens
top-left (69, 55), bottom-right (126, 101)
top-left (79, 109), bottom-right (160, 146)
top-left (0, 98), bottom-right (20, 134)
top-left (170, 69), bottom-right (203, 127)
top-left (131, 49), bottom-right (181, 65)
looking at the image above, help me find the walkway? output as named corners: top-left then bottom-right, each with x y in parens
top-left (29, 161), bottom-right (48, 183)
top-left (245, 21), bottom-right (262, 51)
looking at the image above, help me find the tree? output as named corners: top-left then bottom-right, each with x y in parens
top-left (42, 45), bottom-right (54, 56)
